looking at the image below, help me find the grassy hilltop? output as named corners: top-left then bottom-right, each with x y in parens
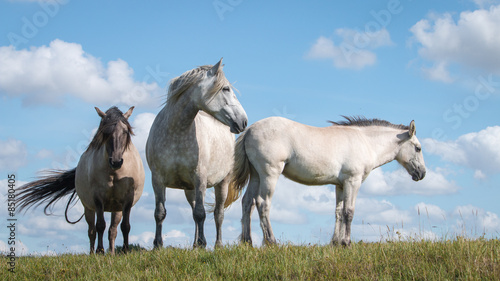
top-left (2, 238), bottom-right (499, 280)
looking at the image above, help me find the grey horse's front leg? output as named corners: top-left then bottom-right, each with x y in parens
top-left (152, 176), bottom-right (166, 249)
top-left (185, 182), bottom-right (208, 248)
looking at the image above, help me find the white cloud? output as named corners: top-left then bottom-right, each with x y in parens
top-left (362, 167), bottom-right (459, 196)
top-left (422, 126), bottom-right (500, 176)
top-left (410, 5), bottom-right (500, 80)
top-left (472, 0), bottom-right (500, 8)
top-left (306, 28), bottom-right (392, 70)
top-left (0, 138), bottom-right (28, 171)
top-left (414, 202), bottom-right (447, 221)
top-left (422, 61), bottom-right (454, 83)
top-left (130, 112), bottom-right (156, 166)
top-left (0, 39), bottom-right (163, 107)
top-left (453, 205), bottom-right (500, 235)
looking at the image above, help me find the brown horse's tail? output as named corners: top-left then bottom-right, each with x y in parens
top-left (16, 168), bottom-right (83, 224)
top-left (224, 129), bottom-right (252, 209)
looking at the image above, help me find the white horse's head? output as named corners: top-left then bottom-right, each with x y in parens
top-left (396, 120), bottom-right (426, 181)
top-left (197, 58), bottom-right (248, 133)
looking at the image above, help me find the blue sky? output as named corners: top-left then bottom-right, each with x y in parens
top-left (1, 0), bottom-right (500, 255)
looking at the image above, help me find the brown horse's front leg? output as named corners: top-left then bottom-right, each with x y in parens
top-left (95, 201), bottom-right (106, 254)
top-left (121, 202), bottom-right (132, 253)
top-left (84, 207), bottom-right (96, 254)
top-left (108, 212), bottom-right (122, 255)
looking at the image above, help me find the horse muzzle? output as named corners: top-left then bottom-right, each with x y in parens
top-left (411, 169), bottom-right (426, 181)
top-left (109, 158), bottom-right (124, 170)
top-left (230, 118), bottom-right (247, 134)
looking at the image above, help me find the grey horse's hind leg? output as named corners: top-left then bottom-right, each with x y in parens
top-left (241, 167), bottom-right (259, 245)
top-left (84, 207), bottom-right (96, 254)
top-left (108, 211), bottom-right (123, 255)
top-left (152, 176), bottom-right (166, 249)
top-left (214, 178), bottom-right (229, 248)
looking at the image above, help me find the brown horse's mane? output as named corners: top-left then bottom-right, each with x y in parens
top-left (87, 106), bottom-right (134, 151)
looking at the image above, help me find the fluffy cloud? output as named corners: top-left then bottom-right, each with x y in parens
top-left (410, 5), bottom-right (500, 81)
top-left (362, 167), bottom-right (459, 196)
top-left (422, 126), bottom-right (500, 176)
top-left (306, 28), bottom-right (392, 70)
top-left (130, 112), bottom-right (156, 167)
top-left (0, 138), bottom-right (28, 171)
top-left (0, 39), bottom-right (164, 107)
top-left (453, 205), bottom-right (500, 235)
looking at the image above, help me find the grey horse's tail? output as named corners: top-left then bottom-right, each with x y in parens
top-left (16, 168), bottom-right (84, 224)
top-left (224, 129), bottom-right (251, 209)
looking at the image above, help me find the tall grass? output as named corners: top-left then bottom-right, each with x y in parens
top-left (2, 237), bottom-right (499, 280)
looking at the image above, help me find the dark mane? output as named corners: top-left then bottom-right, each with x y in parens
top-left (329, 116), bottom-right (409, 130)
top-left (87, 106), bottom-right (134, 151)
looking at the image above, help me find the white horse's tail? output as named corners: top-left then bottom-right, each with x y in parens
top-left (224, 129), bottom-right (251, 209)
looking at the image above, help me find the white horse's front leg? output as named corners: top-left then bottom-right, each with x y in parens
top-left (341, 177), bottom-right (362, 246)
top-left (332, 185), bottom-right (344, 245)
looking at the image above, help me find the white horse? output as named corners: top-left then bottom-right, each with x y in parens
top-left (17, 106), bottom-right (145, 254)
top-left (225, 116), bottom-right (426, 246)
top-left (146, 59), bottom-right (248, 248)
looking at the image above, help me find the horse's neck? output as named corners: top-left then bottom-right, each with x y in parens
top-left (362, 128), bottom-right (403, 169)
top-left (164, 88), bottom-right (200, 132)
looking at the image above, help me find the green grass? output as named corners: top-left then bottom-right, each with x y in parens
top-left (2, 238), bottom-right (499, 280)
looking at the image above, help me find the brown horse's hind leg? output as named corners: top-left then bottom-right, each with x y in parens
top-left (84, 207), bottom-right (96, 254)
top-left (108, 212), bottom-right (123, 255)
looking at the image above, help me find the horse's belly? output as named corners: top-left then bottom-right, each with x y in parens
top-left (282, 162), bottom-right (341, 186)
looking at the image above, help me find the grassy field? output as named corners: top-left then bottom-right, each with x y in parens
top-left (2, 238), bottom-right (499, 280)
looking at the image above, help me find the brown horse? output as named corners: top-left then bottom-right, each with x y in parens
top-left (16, 106), bottom-right (145, 254)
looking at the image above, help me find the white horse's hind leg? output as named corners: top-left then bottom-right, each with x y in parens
top-left (332, 185), bottom-right (345, 245)
top-left (255, 167), bottom-right (282, 245)
top-left (241, 167), bottom-right (260, 245)
top-left (214, 178), bottom-right (229, 248)
top-left (341, 177), bottom-right (362, 246)
top-left (152, 175), bottom-right (166, 249)
top-left (108, 211), bottom-right (123, 255)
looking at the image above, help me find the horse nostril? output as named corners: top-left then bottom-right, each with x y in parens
top-left (109, 158), bottom-right (123, 169)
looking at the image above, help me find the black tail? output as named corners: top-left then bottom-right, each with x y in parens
top-left (16, 168), bottom-right (83, 224)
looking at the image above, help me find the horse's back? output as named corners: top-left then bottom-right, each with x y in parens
top-left (243, 117), bottom-right (359, 185)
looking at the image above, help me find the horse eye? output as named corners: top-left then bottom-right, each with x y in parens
top-left (415, 146), bottom-right (421, 153)
top-left (222, 86), bottom-right (230, 92)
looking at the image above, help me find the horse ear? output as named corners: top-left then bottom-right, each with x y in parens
top-left (409, 120), bottom-right (416, 137)
top-left (95, 107), bottom-right (106, 118)
top-left (123, 106), bottom-right (134, 119)
top-left (208, 58), bottom-right (223, 77)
